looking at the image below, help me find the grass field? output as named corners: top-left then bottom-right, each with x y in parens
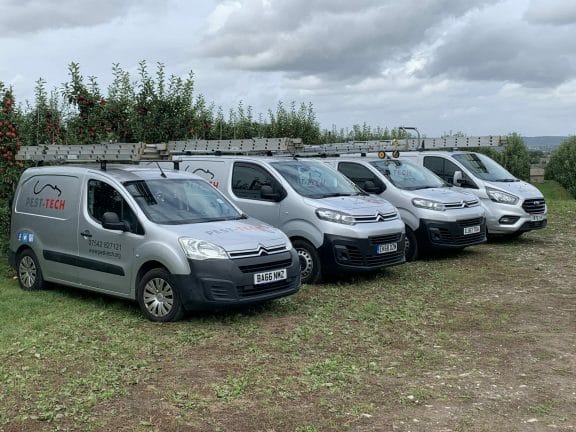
top-left (0, 181), bottom-right (574, 432)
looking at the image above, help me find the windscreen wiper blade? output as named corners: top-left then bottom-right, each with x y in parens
top-left (321, 192), bottom-right (352, 198)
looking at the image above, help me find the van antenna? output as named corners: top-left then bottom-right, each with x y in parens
top-left (156, 161), bottom-right (167, 178)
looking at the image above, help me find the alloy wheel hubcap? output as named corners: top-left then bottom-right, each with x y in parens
top-left (143, 278), bottom-right (174, 318)
top-left (19, 256), bottom-right (36, 288)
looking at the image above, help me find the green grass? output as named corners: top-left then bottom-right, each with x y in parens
top-left (1, 197), bottom-right (575, 431)
top-left (535, 179), bottom-right (574, 200)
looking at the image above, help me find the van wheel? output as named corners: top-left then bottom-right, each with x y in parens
top-left (404, 226), bottom-right (418, 262)
top-left (292, 239), bottom-right (321, 284)
top-left (138, 269), bottom-right (185, 322)
top-left (17, 249), bottom-right (45, 291)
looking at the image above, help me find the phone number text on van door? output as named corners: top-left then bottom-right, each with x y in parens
top-left (88, 239), bottom-right (122, 259)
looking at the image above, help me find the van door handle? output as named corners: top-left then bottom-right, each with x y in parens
top-left (80, 230), bottom-right (92, 238)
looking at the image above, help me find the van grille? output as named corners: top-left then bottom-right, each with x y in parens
top-left (457, 217), bottom-right (484, 227)
top-left (433, 218), bottom-right (485, 245)
top-left (522, 198), bottom-right (546, 214)
top-left (238, 258), bottom-right (293, 274)
top-left (343, 245), bottom-right (405, 266)
top-left (445, 199), bottom-right (480, 209)
top-left (353, 212), bottom-right (398, 223)
top-left (238, 278), bottom-right (297, 298)
top-left (228, 244), bottom-right (287, 259)
top-left (369, 233), bottom-right (403, 245)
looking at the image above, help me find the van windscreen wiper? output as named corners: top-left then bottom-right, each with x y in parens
top-left (321, 192), bottom-right (353, 198)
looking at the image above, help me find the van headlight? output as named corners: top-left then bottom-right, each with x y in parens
top-left (412, 198), bottom-right (445, 211)
top-left (315, 208), bottom-right (356, 225)
top-left (486, 187), bottom-right (519, 205)
top-left (179, 238), bottom-right (228, 260)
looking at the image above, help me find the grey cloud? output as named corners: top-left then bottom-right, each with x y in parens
top-left (423, 21), bottom-right (576, 87)
top-left (524, 0), bottom-right (576, 25)
top-left (0, 0), bottom-right (158, 36)
top-left (200, 0), bottom-right (499, 80)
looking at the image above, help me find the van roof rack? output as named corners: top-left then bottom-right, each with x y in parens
top-left (16, 133), bottom-right (506, 166)
top-left (16, 138), bottom-right (305, 166)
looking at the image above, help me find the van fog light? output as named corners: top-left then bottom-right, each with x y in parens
top-left (429, 227), bottom-right (442, 242)
top-left (334, 245), bottom-right (350, 262)
top-left (499, 216), bottom-right (520, 225)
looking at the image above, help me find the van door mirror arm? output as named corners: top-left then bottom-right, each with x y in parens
top-left (362, 180), bottom-right (384, 194)
top-left (101, 212), bottom-right (130, 232)
top-left (260, 185), bottom-right (285, 202)
top-left (452, 170), bottom-right (463, 186)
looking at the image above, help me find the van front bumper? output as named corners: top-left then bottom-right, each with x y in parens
top-left (173, 249), bottom-right (301, 310)
top-left (484, 198), bottom-right (548, 234)
top-left (318, 233), bottom-right (405, 274)
top-left (417, 217), bottom-right (487, 249)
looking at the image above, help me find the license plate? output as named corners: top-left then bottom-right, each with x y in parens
top-left (531, 214), bottom-right (546, 222)
top-left (254, 268), bottom-right (287, 285)
top-left (376, 243), bottom-right (398, 254)
top-left (463, 225), bottom-right (481, 235)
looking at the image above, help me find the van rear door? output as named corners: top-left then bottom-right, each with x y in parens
top-left (13, 173), bottom-right (81, 283)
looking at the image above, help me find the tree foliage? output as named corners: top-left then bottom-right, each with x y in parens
top-left (470, 133), bottom-right (530, 181)
top-left (499, 133), bottom-right (530, 181)
top-left (545, 136), bottom-right (576, 198)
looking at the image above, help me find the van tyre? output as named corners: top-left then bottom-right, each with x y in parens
top-left (138, 268), bottom-right (185, 322)
top-left (404, 226), bottom-right (418, 262)
top-left (293, 239), bottom-right (321, 285)
top-left (17, 249), bottom-right (45, 291)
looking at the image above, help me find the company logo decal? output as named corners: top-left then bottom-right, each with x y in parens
top-left (25, 181), bottom-right (66, 210)
top-left (190, 168), bottom-right (220, 188)
top-left (33, 181), bottom-right (62, 197)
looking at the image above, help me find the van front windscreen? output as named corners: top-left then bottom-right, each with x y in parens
top-left (452, 153), bottom-right (517, 182)
top-left (370, 159), bottom-right (447, 190)
top-left (124, 179), bottom-right (242, 224)
top-left (270, 160), bottom-right (364, 198)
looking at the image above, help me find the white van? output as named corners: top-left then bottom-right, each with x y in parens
top-left (170, 156), bottom-right (406, 284)
top-left (321, 157), bottom-right (486, 260)
top-left (9, 164), bottom-right (300, 321)
top-left (399, 151), bottom-right (547, 237)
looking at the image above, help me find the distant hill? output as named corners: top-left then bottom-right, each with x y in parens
top-left (523, 136), bottom-right (569, 150)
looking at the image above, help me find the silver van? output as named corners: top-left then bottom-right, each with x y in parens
top-left (321, 157), bottom-right (486, 260)
top-left (399, 151), bottom-right (547, 237)
top-left (9, 164), bottom-right (300, 321)
top-left (170, 156), bottom-right (406, 284)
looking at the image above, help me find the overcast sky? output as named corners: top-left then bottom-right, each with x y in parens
top-left (1, 0), bottom-right (575, 137)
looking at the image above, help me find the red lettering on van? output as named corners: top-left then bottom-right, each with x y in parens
top-left (210, 180), bottom-right (220, 189)
top-left (45, 199), bottom-right (66, 210)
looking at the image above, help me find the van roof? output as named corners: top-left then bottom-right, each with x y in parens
top-left (22, 164), bottom-right (202, 183)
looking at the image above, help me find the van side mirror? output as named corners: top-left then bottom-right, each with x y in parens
top-left (363, 180), bottom-right (384, 194)
top-left (453, 170), bottom-right (463, 186)
top-left (260, 185), bottom-right (283, 202)
top-left (102, 212), bottom-right (130, 231)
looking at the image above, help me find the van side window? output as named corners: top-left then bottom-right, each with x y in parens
top-left (423, 156), bottom-right (476, 188)
top-left (231, 163), bottom-right (284, 201)
top-left (87, 180), bottom-right (142, 233)
top-left (338, 162), bottom-right (384, 191)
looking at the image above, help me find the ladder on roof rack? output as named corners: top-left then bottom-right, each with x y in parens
top-left (300, 136), bottom-right (507, 156)
top-left (15, 138), bottom-right (305, 163)
top-left (15, 135), bottom-right (506, 163)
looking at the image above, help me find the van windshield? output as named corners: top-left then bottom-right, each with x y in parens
top-left (270, 160), bottom-right (363, 198)
top-left (124, 178), bottom-right (242, 225)
top-left (452, 153), bottom-right (517, 182)
top-left (370, 159), bottom-right (447, 190)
